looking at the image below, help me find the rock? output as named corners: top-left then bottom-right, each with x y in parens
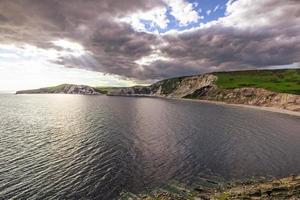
top-left (120, 175), bottom-right (300, 200)
top-left (108, 74), bottom-right (218, 98)
top-left (201, 87), bottom-right (300, 111)
top-left (59, 84), bottom-right (101, 95)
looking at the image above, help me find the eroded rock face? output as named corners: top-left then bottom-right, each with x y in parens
top-left (200, 87), bottom-right (300, 112)
top-left (152, 74), bottom-right (218, 98)
top-left (108, 86), bottom-right (152, 96)
top-left (108, 74), bottom-right (218, 98)
top-left (59, 85), bottom-right (100, 95)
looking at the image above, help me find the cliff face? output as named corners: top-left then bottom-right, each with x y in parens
top-left (193, 87), bottom-right (300, 112)
top-left (108, 74), bottom-right (300, 112)
top-left (16, 84), bottom-right (101, 95)
top-left (56, 84), bottom-right (101, 95)
top-left (108, 86), bottom-right (153, 96)
top-left (108, 74), bottom-right (218, 97)
top-left (152, 74), bottom-right (218, 98)
top-left (15, 70), bottom-right (300, 111)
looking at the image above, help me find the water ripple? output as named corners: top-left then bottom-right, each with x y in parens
top-left (0, 94), bottom-right (300, 199)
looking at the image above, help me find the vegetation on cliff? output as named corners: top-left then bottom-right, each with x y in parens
top-left (107, 68), bottom-right (300, 112)
top-left (16, 84), bottom-right (69, 94)
top-left (214, 69), bottom-right (300, 95)
top-left (155, 77), bottom-right (186, 95)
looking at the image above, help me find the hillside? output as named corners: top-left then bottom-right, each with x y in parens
top-left (16, 84), bottom-right (103, 95)
top-left (214, 69), bottom-right (300, 95)
top-left (108, 69), bottom-right (300, 112)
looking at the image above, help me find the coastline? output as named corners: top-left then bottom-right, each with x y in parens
top-left (180, 98), bottom-right (300, 117)
top-left (109, 94), bottom-right (300, 117)
top-left (11, 92), bottom-right (300, 117)
top-left (121, 175), bottom-right (300, 200)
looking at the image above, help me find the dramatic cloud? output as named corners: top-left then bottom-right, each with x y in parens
top-left (0, 0), bottom-right (300, 83)
top-left (152, 0), bottom-right (300, 79)
top-left (222, 0), bottom-right (300, 29)
top-left (164, 0), bottom-right (201, 26)
top-left (121, 7), bottom-right (169, 31)
top-left (0, 0), bottom-right (163, 44)
top-left (160, 26), bottom-right (300, 75)
top-left (139, 0), bottom-right (300, 79)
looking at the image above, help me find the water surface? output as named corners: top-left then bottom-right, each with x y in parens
top-left (0, 94), bottom-right (300, 199)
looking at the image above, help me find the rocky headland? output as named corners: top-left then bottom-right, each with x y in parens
top-left (16, 84), bottom-right (102, 95)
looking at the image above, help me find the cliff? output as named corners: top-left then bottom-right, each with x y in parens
top-left (15, 69), bottom-right (300, 111)
top-left (16, 84), bottom-right (102, 95)
top-left (108, 74), bottom-right (218, 97)
top-left (108, 69), bottom-right (300, 112)
top-left (189, 87), bottom-right (300, 112)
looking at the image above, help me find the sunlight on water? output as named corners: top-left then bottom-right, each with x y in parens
top-left (0, 94), bottom-right (300, 199)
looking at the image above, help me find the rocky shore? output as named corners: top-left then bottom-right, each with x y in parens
top-left (121, 175), bottom-right (300, 200)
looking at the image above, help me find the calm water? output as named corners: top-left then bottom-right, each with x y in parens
top-left (0, 94), bottom-right (300, 199)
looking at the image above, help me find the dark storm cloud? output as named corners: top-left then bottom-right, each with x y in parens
top-left (0, 0), bottom-right (300, 81)
top-left (142, 0), bottom-right (300, 79)
top-left (0, 0), bottom-right (163, 79)
top-left (90, 20), bottom-right (157, 58)
top-left (158, 25), bottom-right (300, 75)
top-left (55, 19), bottom-right (159, 78)
top-left (0, 14), bottom-right (8, 22)
top-left (0, 0), bottom-right (163, 43)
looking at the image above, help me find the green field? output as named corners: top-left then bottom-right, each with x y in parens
top-left (213, 69), bottom-right (300, 95)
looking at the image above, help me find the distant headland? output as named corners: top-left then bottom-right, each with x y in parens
top-left (16, 84), bottom-right (102, 95)
top-left (16, 68), bottom-right (300, 112)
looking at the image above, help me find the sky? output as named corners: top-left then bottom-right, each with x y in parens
top-left (0, 0), bottom-right (299, 91)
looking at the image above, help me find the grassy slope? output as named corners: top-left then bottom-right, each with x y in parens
top-left (44, 84), bottom-right (69, 93)
top-left (213, 69), bottom-right (300, 95)
top-left (18, 84), bottom-right (108, 94)
top-left (17, 84), bottom-right (69, 94)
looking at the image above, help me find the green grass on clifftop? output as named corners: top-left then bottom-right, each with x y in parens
top-left (214, 69), bottom-right (300, 95)
top-left (45, 84), bottom-right (69, 93)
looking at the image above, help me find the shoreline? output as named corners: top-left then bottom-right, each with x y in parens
top-left (121, 175), bottom-right (300, 200)
top-left (179, 98), bottom-right (300, 117)
top-left (9, 93), bottom-right (300, 117)
top-left (109, 94), bottom-right (300, 117)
